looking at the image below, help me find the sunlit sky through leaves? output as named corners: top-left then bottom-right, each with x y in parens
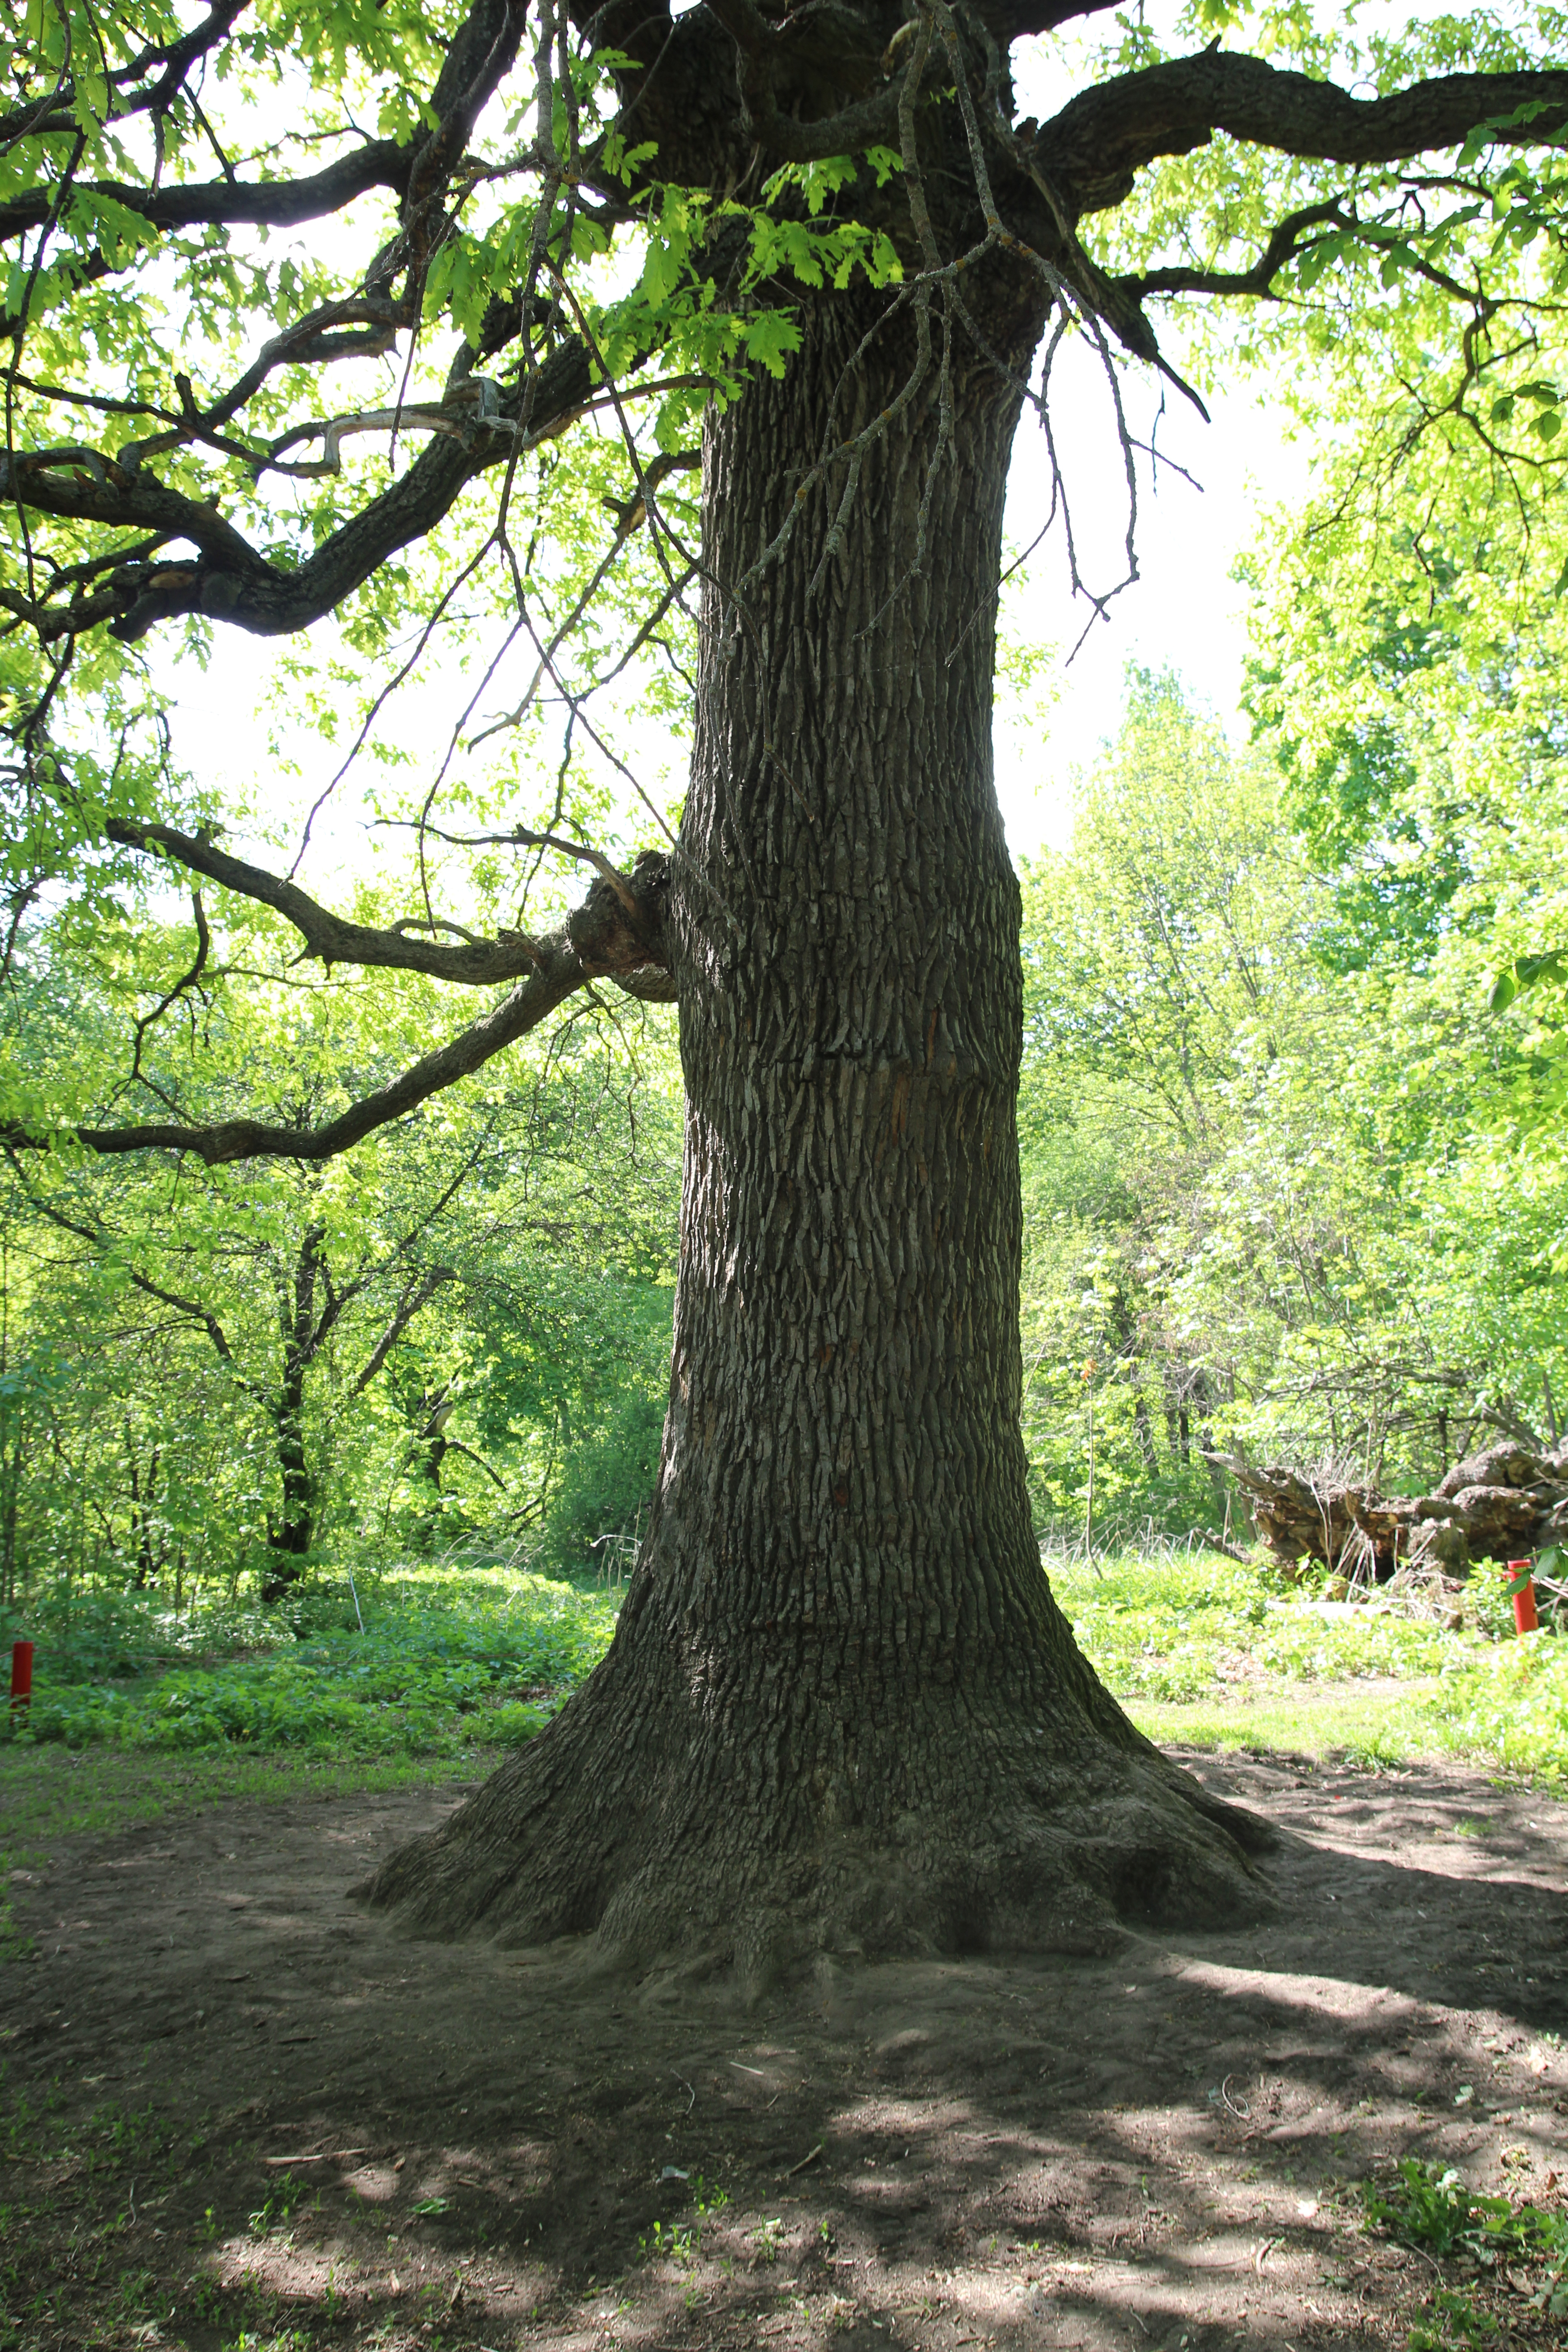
top-left (166, 326), bottom-right (1308, 869)
top-left (159, 13), bottom-right (1333, 881)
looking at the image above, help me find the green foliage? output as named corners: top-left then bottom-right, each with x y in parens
top-left (532, 1276), bottom-right (671, 1573)
top-left (1018, 659), bottom-right (1568, 1541)
top-left (0, 1567), bottom-right (617, 1756)
top-left (1364, 2159), bottom-right (1568, 2326)
top-left (1047, 1547), bottom-right (1568, 1783)
top-left (1407, 2287), bottom-right (1501, 2351)
top-left (0, 979), bottom-right (681, 1593)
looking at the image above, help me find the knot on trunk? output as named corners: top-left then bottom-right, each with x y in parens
top-left (567, 850), bottom-right (673, 999)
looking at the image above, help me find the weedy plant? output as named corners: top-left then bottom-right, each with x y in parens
top-left (1363, 2159), bottom-right (1568, 2324)
top-left (637, 2218), bottom-right (698, 2267)
top-left (247, 2172), bottom-right (313, 2239)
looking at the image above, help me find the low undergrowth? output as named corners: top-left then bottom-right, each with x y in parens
top-left (1363, 2157), bottom-right (1568, 2345)
top-left (1052, 1557), bottom-right (1492, 1700)
top-left (2, 1552), bottom-right (1563, 1845)
top-left (0, 1570), bottom-right (618, 1945)
top-left (1051, 1554), bottom-right (1568, 1783)
top-left (0, 1567), bottom-right (617, 1757)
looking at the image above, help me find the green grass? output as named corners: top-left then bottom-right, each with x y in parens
top-left (1049, 1553), bottom-right (1499, 1697)
top-left (1051, 1553), bottom-right (1568, 1781)
top-left (1123, 1687), bottom-right (1436, 1766)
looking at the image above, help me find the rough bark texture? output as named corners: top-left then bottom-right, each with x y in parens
top-left (364, 287), bottom-right (1271, 1985)
top-left (1220, 1441), bottom-right (1568, 1580)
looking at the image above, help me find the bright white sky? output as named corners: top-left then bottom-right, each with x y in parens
top-left (994, 341), bottom-right (1312, 858)
top-left (168, 339), bottom-right (1311, 879)
top-left (991, 25), bottom-right (1316, 857)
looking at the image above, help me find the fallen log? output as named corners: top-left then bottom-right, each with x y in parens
top-left (1211, 1440), bottom-right (1568, 1579)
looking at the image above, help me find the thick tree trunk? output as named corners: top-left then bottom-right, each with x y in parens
top-left (366, 289), bottom-right (1269, 1984)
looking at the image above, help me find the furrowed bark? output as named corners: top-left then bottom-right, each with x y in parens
top-left (363, 280), bottom-right (1271, 1985)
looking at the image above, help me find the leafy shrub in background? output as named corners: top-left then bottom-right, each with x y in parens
top-left (1052, 1553), bottom-right (1567, 1780)
top-left (0, 1581), bottom-right (304, 1684)
top-left (532, 1282), bottom-right (671, 1575)
top-left (539, 1383), bottom-right (663, 1575)
top-left (2, 1569), bottom-right (617, 1757)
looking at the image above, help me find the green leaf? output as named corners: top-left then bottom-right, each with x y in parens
top-left (741, 309), bottom-right (801, 378)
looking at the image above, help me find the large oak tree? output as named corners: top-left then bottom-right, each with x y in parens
top-left (5, 0), bottom-right (1568, 1978)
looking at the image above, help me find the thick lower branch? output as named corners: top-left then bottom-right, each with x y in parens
top-left (106, 818), bottom-right (551, 985)
top-left (1, 856), bottom-right (670, 1165)
top-left (0, 142), bottom-right (405, 246)
top-left (1041, 54), bottom-right (1568, 216)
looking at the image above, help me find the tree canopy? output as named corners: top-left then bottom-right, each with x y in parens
top-left (6, 0), bottom-right (1568, 1163)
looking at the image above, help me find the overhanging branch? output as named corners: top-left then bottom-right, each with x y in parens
top-left (2, 336), bottom-right (597, 645)
top-left (105, 817), bottom-right (551, 985)
top-left (6, 951), bottom-right (583, 1167)
top-left (1117, 198), bottom-right (1349, 302)
top-left (1039, 53), bottom-right (1568, 216)
top-left (2, 855), bottom-right (671, 1166)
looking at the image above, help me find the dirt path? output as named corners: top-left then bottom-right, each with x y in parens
top-left (5, 1750), bottom-right (1567, 2352)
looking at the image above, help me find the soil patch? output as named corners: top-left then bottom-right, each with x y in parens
top-left (5, 1749), bottom-right (1567, 2351)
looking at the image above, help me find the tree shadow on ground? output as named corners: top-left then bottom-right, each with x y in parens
top-left (4, 1748), bottom-right (1565, 2351)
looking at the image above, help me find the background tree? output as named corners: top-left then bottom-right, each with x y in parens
top-left (1017, 674), bottom-right (1332, 1537)
top-left (0, 915), bottom-right (679, 1594)
top-left (8, 0), bottom-right (1568, 1973)
top-left (1017, 671), bottom-right (1568, 1549)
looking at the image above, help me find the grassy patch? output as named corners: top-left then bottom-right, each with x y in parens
top-left (1050, 1554), bottom-right (1495, 1700)
top-left (0, 1738), bottom-right (505, 1851)
top-left (1123, 1686), bottom-right (1435, 1767)
top-left (1, 1566), bottom-right (617, 1758)
top-left (0, 2067), bottom-right (277, 2352)
top-left (1053, 1553), bottom-right (1568, 1782)
top-left (0, 2070), bottom-right (185, 2351)
top-left (1401, 1639), bottom-right (1568, 1781)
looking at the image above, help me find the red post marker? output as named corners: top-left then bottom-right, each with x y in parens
top-left (1505, 1559), bottom-right (1540, 1636)
top-left (9, 1639), bottom-right (33, 1708)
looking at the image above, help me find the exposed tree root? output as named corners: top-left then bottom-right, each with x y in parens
top-left (358, 1600), bottom-right (1273, 1994)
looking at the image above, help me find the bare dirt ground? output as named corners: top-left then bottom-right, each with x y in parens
top-left (5, 1749), bottom-right (1568, 2352)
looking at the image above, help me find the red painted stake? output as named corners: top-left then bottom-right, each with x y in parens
top-left (1505, 1558), bottom-right (1540, 1636)
top-left (9, 1639), bottom-right (33, 1708)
